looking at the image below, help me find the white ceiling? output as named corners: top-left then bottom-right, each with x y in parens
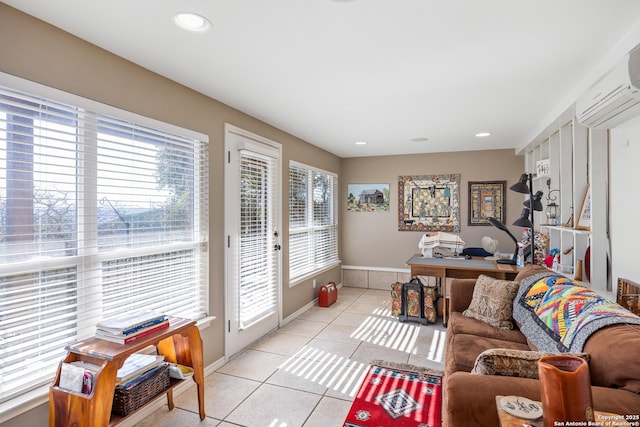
top-left (5, 1), bottom-right (640, 157)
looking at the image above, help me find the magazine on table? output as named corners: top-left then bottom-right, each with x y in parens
top-left (97, 311), bottom-right (167, 334)
top-left (116, 353), bottom-right (165, 385)
top-left (117, 363), bottom-right (167, 390)
top-left (95, 321), bottom-right (170, 344)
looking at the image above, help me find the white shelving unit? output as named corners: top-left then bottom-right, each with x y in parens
top-left (519, 112), bottom-right (609, 292)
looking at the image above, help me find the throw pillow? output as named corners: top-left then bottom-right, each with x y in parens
top-left (462, 274), bottom-right (520, 329)
top-left (471, 348), bottom-right (590, 379)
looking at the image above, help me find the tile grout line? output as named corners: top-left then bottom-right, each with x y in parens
top-left (156, 289), bottom-right (444, 427)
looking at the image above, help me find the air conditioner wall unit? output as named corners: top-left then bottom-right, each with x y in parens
top-left (576, 44), bottom-right (640, 129)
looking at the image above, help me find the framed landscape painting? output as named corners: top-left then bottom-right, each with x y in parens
top-left (347, 183), bottom-right (390, 212)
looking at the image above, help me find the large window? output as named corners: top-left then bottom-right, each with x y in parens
top-left (0, 79), bottom-right (209, 403)
top-left (288, 161), bottom-right (338, 284)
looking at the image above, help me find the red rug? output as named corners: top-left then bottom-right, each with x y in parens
top-left (343, 361), bottom-right (443, 427)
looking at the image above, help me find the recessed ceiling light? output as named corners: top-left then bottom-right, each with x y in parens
top-left (475, 132), bottom-right (492, 138)
top-left (410, 137), bottom-right (429, 142)
top-left (355, 141), bottom-right (367, 146)
top-left (174, 12), bottom-right (212, 32)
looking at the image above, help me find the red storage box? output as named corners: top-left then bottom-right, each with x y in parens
top-left (318, 281), bottom-right (338, 307)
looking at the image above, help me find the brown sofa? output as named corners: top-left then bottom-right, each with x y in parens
top-left (443, 265), bottom-right (640, 427)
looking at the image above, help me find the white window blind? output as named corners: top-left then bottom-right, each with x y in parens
top-left (0, 83), bottom-right (209, 403)
top-left (238, 150), bottom-right (278, 328)
top-left (288, 161), bottom-right (338, 283)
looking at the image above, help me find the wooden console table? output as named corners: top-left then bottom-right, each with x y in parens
top-left (406, 255), bottom-right (519, 326)
top-left (49, 317), bottom-right (205, 427)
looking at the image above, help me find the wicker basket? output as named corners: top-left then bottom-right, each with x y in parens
top-left (112, 364), bottom-right (170, 416)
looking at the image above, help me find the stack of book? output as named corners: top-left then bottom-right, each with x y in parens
top-left (115, 353), bottom-right (165, 389)
top-left (112, 352), bottom-right (170, 416)
top-left (95, 312), bottom-right (169, 344)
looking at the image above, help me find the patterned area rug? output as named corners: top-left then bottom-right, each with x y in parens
top-left (343, 360), bottom-right (443, 427)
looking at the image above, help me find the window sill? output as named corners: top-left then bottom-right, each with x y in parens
top-left (289, 261), bottom-right (342, 287)
top-left (197, 315), bottom-right (216, 330)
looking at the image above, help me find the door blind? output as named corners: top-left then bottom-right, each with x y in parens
top-left (238, 150), bottom-right (278, 329)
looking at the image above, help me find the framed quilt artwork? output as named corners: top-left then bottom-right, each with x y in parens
top-left (398, 174), bottom-right (460, 232)
top-left (468, 181), bottom-right (506, 226)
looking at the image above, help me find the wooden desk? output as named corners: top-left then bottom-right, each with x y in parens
top-left (406, 255), bottom-right (519, 326)
top-left (49, 317), bottom-right (205, 427)
top-left (495, 396), bottom-right (622, 427)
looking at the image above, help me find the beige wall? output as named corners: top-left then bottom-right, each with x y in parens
top-left (0, 4), bottom-right (532, 426)
top-left (341, 150), bottom-right (525, 268)
top-left (3, 4), bottom-right (635, 424)
top-left (0, 5), bottom-right (341, 425)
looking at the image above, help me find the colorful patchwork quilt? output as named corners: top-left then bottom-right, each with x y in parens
top-left (513, 272), bottom-right (640, 352)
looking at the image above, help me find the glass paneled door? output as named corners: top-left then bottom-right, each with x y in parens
top-left (224, 125), bottom-right (281, 357)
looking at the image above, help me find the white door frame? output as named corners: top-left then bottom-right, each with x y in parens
top-left (224, 123), bottom-right (282, 359)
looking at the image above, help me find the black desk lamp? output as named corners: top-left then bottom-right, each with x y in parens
top-left (510, 173), bottom-right (543, 264)
top-left (526, 191), bottom-right (544, 212)
top-left (487, 216), bottom-right (519, 265)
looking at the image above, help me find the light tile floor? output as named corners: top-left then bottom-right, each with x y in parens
top-left (135, 287), bottom-right (447, 427)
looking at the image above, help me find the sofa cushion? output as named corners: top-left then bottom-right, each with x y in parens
top-left (444, 370), bottom-right (640, 427)
top-left (584, 323), bottom-right (640, 393)
top-left (448, 279), bottom-right (477, 314)
top-left (444, 371), bottom-right (541, 427)
top-left (448, 312), bottom-right (528, 344)
top-left (514, 263), bottom-right (550, 282)
top-left (446, 332), bottom-right (530, 374)
top-left (462, 274), bottom-right (520, 329)
top-left (471, 348), bottom-right (589, 379)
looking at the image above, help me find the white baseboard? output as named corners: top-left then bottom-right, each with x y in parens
top-left (341, 265), bottom-right (411, 273)
top-left (280, 281), bottom-right (343, 327)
